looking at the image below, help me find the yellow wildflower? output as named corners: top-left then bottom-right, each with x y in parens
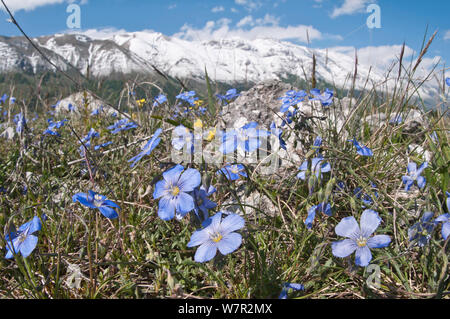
top-left (137, 99), bottom-right (146, 108)
top-left (194, 119), bottom-right (203, 129)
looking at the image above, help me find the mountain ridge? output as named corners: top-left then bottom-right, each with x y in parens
top-left (0, 30), bottom-right (442, 104)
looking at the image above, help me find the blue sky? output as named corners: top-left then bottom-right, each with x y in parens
top-left (1, 0), bottom-right (449, 66)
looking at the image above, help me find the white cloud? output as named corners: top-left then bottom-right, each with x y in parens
top-left (273, 0), bottom-right (287, 8)
top-left (236, 16), bottom-right (254, 28)
top-left (331, 0), bottom-right (372, 18)
top-left (236, 14), bottom-right (279, 28)
top-left (211, 6), bottom-right (225, 13)
top-left (174, 16), bottom-right (325, 44)
top-left (329, 44), bottom-right (416, 69)
top-left (444, 30), bottom-right (450, 40)
top-left (0, 0), bottom-right (86, 12)
top-left (234, 0), bottom-right (262, 12)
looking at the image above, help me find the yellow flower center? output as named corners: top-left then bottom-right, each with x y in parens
top-left (93, 195), bottom-right (105, 207)
top-left (18, 232), bottom-right (28, 244)
top-left (211, 232), bottom-right (223, 243)
top-left (230, 165), bottom-right (240, 174)
top-left (171, 186), bottom-right (180, 197)
top-left (356, 237), bottom-right (367, 247)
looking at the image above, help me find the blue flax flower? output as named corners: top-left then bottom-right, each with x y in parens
top-left (44, 119), bottom-right (67, 136)
top-left (187, 212), bottom-right (245, 263)
top-left (408, 211), bottom-right (436, 246)
top-left (81, 128), bottom-right (99, 144)
top-left (5, 216), bottom-right (42, 259)
top-left (279, 283), bottom-right (305, 299)
top-left (402, 161), bottom-right (427, 191)
top-left (270, 122), bottom-right (286, 150)
top-left (193, 185), bottom-right (217, 222)
top-left (331, 209), bottom-right (391, 267)
top-left (0, 94), bottom-right (8, 104)
top-left (310, 88), bottom-right (333, 107)
top-left (90, 106), bottom-right (103, 116)
top-left (14, 113), bottom-right (27, 133)
top-left (279, 90), bottom-right (307, 113)
top-left (446, 77), bottom-right (450, 86)
top-left (305, 202), bottom-right (332, 229)
top-left (153, 94), bottom-right (167, 107)
top-left (107, 118), bottom-right (138, 134)
top-left (354, 182), bottom-right (378, 207)
top-left (220, 122), bottom-right (270, 154)
top-left (297, 156), bottom-right (331, 181)
top-left (435, 213), bottom-right (449, 241)
top-left (72, 190), bottom-right (120, 219)
top-left (176, 91), bottom-right (198, 106)
top-left (129, 128), bottom-right (162, 168)
top-left (153, 165), bottom-right (201, 220)
top-left (217, 164), bottom-right (247, 181)
top-left (94, 141), bottom-right (113, 151)
top-left (348, 138), bottom-right (373, 157)
top-left (216, 89), bottom-right (240, 105)
top-left (312, 136), bottom-right (322, 153)
top-left (10, 97), bottom-right (16, 105)
top-left (281, 109), bottom-right (297, 127)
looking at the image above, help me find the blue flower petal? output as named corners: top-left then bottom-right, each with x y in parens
top-left (157, 197), bottom-right (177, 221)
top-left (331, 239), bottom-right (357, 258)
top-left (367, 235), bottom-right (391, 249)
top-left (98, 206), bottom-right (119, 219)
top-left (194, 242), bottom-right (218, 263)
top-left (359, 209), bottom-right (381, 238)
top-left (175, 192), bottom-right (195, 215)
top-left (335, 216), bottom-right (360, 239)
top-left (103, 200), bottom-right (120, 210)
top-left (219, 213), bottom-right (245, 235)
top-left (17, 216), bottom-right (42, 234)
top-left (187, 229), bottom-right (210, 247)
top-left (298, 160), bottom-right (308, 171)
top-left (162, 165), bottom-right (184, 185)
top-left (407, 162), bottom-right (417, 174)
top-left (153, 180), bottom-right (168, 199)
top-left (178, 168), bottom-right (201, 192)
top-left (417, 176), bottom-right (426, 189)
top-left (296, 171), bottom-right (306, 180)
top-left (19, 234), bottom-right (38, 258)
top-left (355, 246), bottom-right (372, 267)
top-left (217, 232), bottom-right (242, 255)
top-left (305, 206), bottom-right (317, 229)
top-left (441, 222), bottom-right (450, 240)
top-left (5, 238), bottom-right (20, 259)
top-left (72, 192), bottom-right (96, 209)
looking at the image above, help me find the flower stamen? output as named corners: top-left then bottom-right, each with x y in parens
top-left (211, 232), bottom-right (223, 243)
top-left (171, 186), bottom-right (180, 197)
top-left (356, 236), bottom-right (367, 247)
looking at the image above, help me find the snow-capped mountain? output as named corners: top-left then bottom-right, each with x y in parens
top-left (0, 31), bottom-right (442, 102)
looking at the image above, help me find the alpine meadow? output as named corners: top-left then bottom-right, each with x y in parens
top-left (0, 0), bottom-right (449, 301)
